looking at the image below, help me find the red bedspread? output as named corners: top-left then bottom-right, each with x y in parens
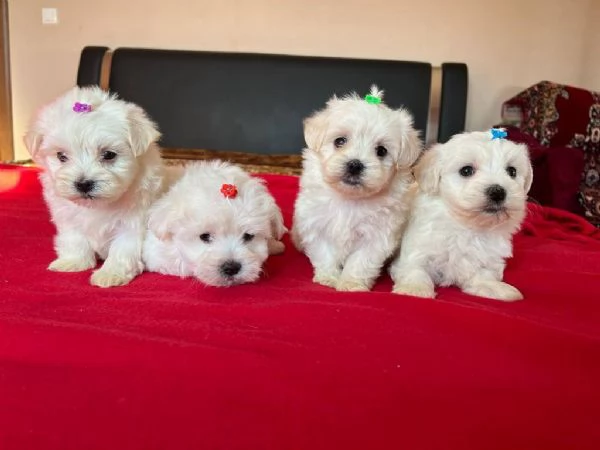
top-left (1, 164), bottom-right (599, 450)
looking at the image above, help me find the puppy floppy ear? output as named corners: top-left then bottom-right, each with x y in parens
top-left (414, 144), bottom-right (442, 195)
top-left (524, 162), bottom-right (533, 194)
top-left (269, 204), bottom-right (287, 241)
top-left (268, 207), bottom-right (287, 256)
top-left (23, 129), bottom-right (45, 165)
top-left (147, 197), bottom-right (180, 241)
top-left (127, 104), bottom-right (161, 157)
top-left (395, 109), bottom-right (423, 169)
top-left (521, 146), bottom-right (534, 194)
top-left (303, 108), bottom-right (330, 151)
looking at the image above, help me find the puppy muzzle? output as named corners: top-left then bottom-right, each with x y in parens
top-left (342, 159), bottom-right (365, 186)
top-left (74, 179), bottom-right (97, 199)
top-left (220, 260), bottom-right (242, 278)
top-left (483, 184), bottom-right (507, 213)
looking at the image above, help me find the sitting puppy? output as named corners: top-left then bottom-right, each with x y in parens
top-left (143, 160), bottom-right (287, 287)
top-left (390, 129), bottom-right (533, 301)
top-left (24, 86), bottom-right (164, 287)
top-left (292, 86), bottom-right (422, 291)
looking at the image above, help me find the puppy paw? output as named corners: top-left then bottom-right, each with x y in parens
top-left (290, 227), bottom-right (304, 252)
top-left (313, 270), bottom-right (339, 288)
top-left (268, 239), bottom-right (285, 255)
top-left (464, 281), bottom-right (523, 302)
top-left (392, 282), bottom-right (436, 299)
top-left (336, 277), bottom-right (371, 292)
top-left (90, 268), bottom-right (136, 288)
top-left (48, 257), bottom-right (96, 272)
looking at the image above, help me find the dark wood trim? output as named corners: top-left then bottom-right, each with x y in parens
top-left (0, 0), bottom-right (13, 161)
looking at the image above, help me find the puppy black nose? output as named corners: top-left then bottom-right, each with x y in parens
top-left (75, 179), bottom-right (95, 194)
top-left (486, 184), bottom-right (507, 203)
top-left (346, 159), bottom-right (365, 176)
top-left (220, 260), bottom-right (242, 277)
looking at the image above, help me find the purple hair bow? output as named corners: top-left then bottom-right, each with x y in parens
top-left (73, 102), bottom-right (92, 113)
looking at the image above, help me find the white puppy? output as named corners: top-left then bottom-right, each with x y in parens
top-left (24, 86), bottom-right (165, 287)
top-left (291, 86), bottom-right (422, 291)
top-left (143, 160), bottom-right (287, 287)
top-left (390, 129), bottom-right (533, 301)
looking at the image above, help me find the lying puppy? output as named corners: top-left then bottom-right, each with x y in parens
top-left (390, 129), bottom-right (533, 301)
top-left (292, 85), bottom-right (422, 291)
top-left (143, 160), bottom-right (286, 286)
top-left (24, 86), bottom-right (165, 287)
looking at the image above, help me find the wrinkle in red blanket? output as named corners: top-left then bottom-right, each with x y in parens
top-left (1, 165), bottom-right (599, 450)
top-left (521, 203), bottom-right (600, 244)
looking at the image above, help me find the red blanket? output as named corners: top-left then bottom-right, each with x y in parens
top-left (1, 164), bottom-right (599, 450)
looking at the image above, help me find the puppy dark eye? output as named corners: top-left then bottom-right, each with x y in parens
top-left (506, 166), bottom-right (517, 178)
top-left (459, 165), bottom-right (475, 177)
top-left (199, 233), bottom-right (211, 243)
top-left (334, 137), bottom-right (347, 148)
top-left (376, 146), bottom-right (388, 158)
top-left (57, 152), bottom-right (68, 163)
top-left (101, 150), bottom-right (117, 161)
top-left (242, 233), bottom-right (254, 243)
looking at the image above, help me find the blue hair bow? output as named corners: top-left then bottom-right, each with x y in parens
top-left (490, 128), bottom-right (507, 140)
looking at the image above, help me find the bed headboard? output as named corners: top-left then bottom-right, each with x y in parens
top-left (77, 47), bottom-right (468, 154)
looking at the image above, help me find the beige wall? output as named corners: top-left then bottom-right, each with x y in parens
top-left (581, 0), bottom-right (600, 90)
top-left (8, 0), bottom-right (598, 160)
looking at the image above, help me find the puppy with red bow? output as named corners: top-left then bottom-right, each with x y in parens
top-left (143, 160), bottom-right (286, 286)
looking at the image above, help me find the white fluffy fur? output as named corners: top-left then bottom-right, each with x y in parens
top-left (291, 85), bottom-right (422, 291)
top-left (390, 130), bottom-right (533, 301)
top-left (24, 86), bottom-right (165, 287)
top-left (142, 160), bottom-right (287, 287)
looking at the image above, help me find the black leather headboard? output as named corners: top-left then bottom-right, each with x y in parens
top-left (76, 46), bottom-right (108, 87)
top-left (438, 63), bottom-right (468, 144)
top-left (76, 47), bottom-right (468, 153)
top-left (108, 48), bottom-right (436, 154)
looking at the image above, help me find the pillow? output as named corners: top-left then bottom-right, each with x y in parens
top-left (502, 83), bottom-right (600, 225)
top-left (505, 127), bottom-right (584, 215)
top-left (501, 81), bottom-right (568, 146)
top-left (547, 145), bottom-right (585, 215)
top-left (501, 81), bottom-right (600, 149)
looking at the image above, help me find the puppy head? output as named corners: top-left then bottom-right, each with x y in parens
top-left (149, 161), bottom-right (286, 287)
top-left (303, 85), bottom-right (422, 198)
top-left (24, 86), bottom-right (161, 206)
top-left (416, 129), bottom-right (533, 230)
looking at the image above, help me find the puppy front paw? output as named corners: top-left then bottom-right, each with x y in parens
top-left (48, 257), bottom-right (96, 272)
top-left (464, 281), bottom-right (523, 302)
top-left (392, 282), bottom-right (436, 299)
top-left (90, 268), bottom-right (137, 288)
top-left (268, 239), bottom-right (285, 255)
top-left (313, 270), bottom-right (340, 288)
top-left (336, 277), bottom-right (371, 292)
